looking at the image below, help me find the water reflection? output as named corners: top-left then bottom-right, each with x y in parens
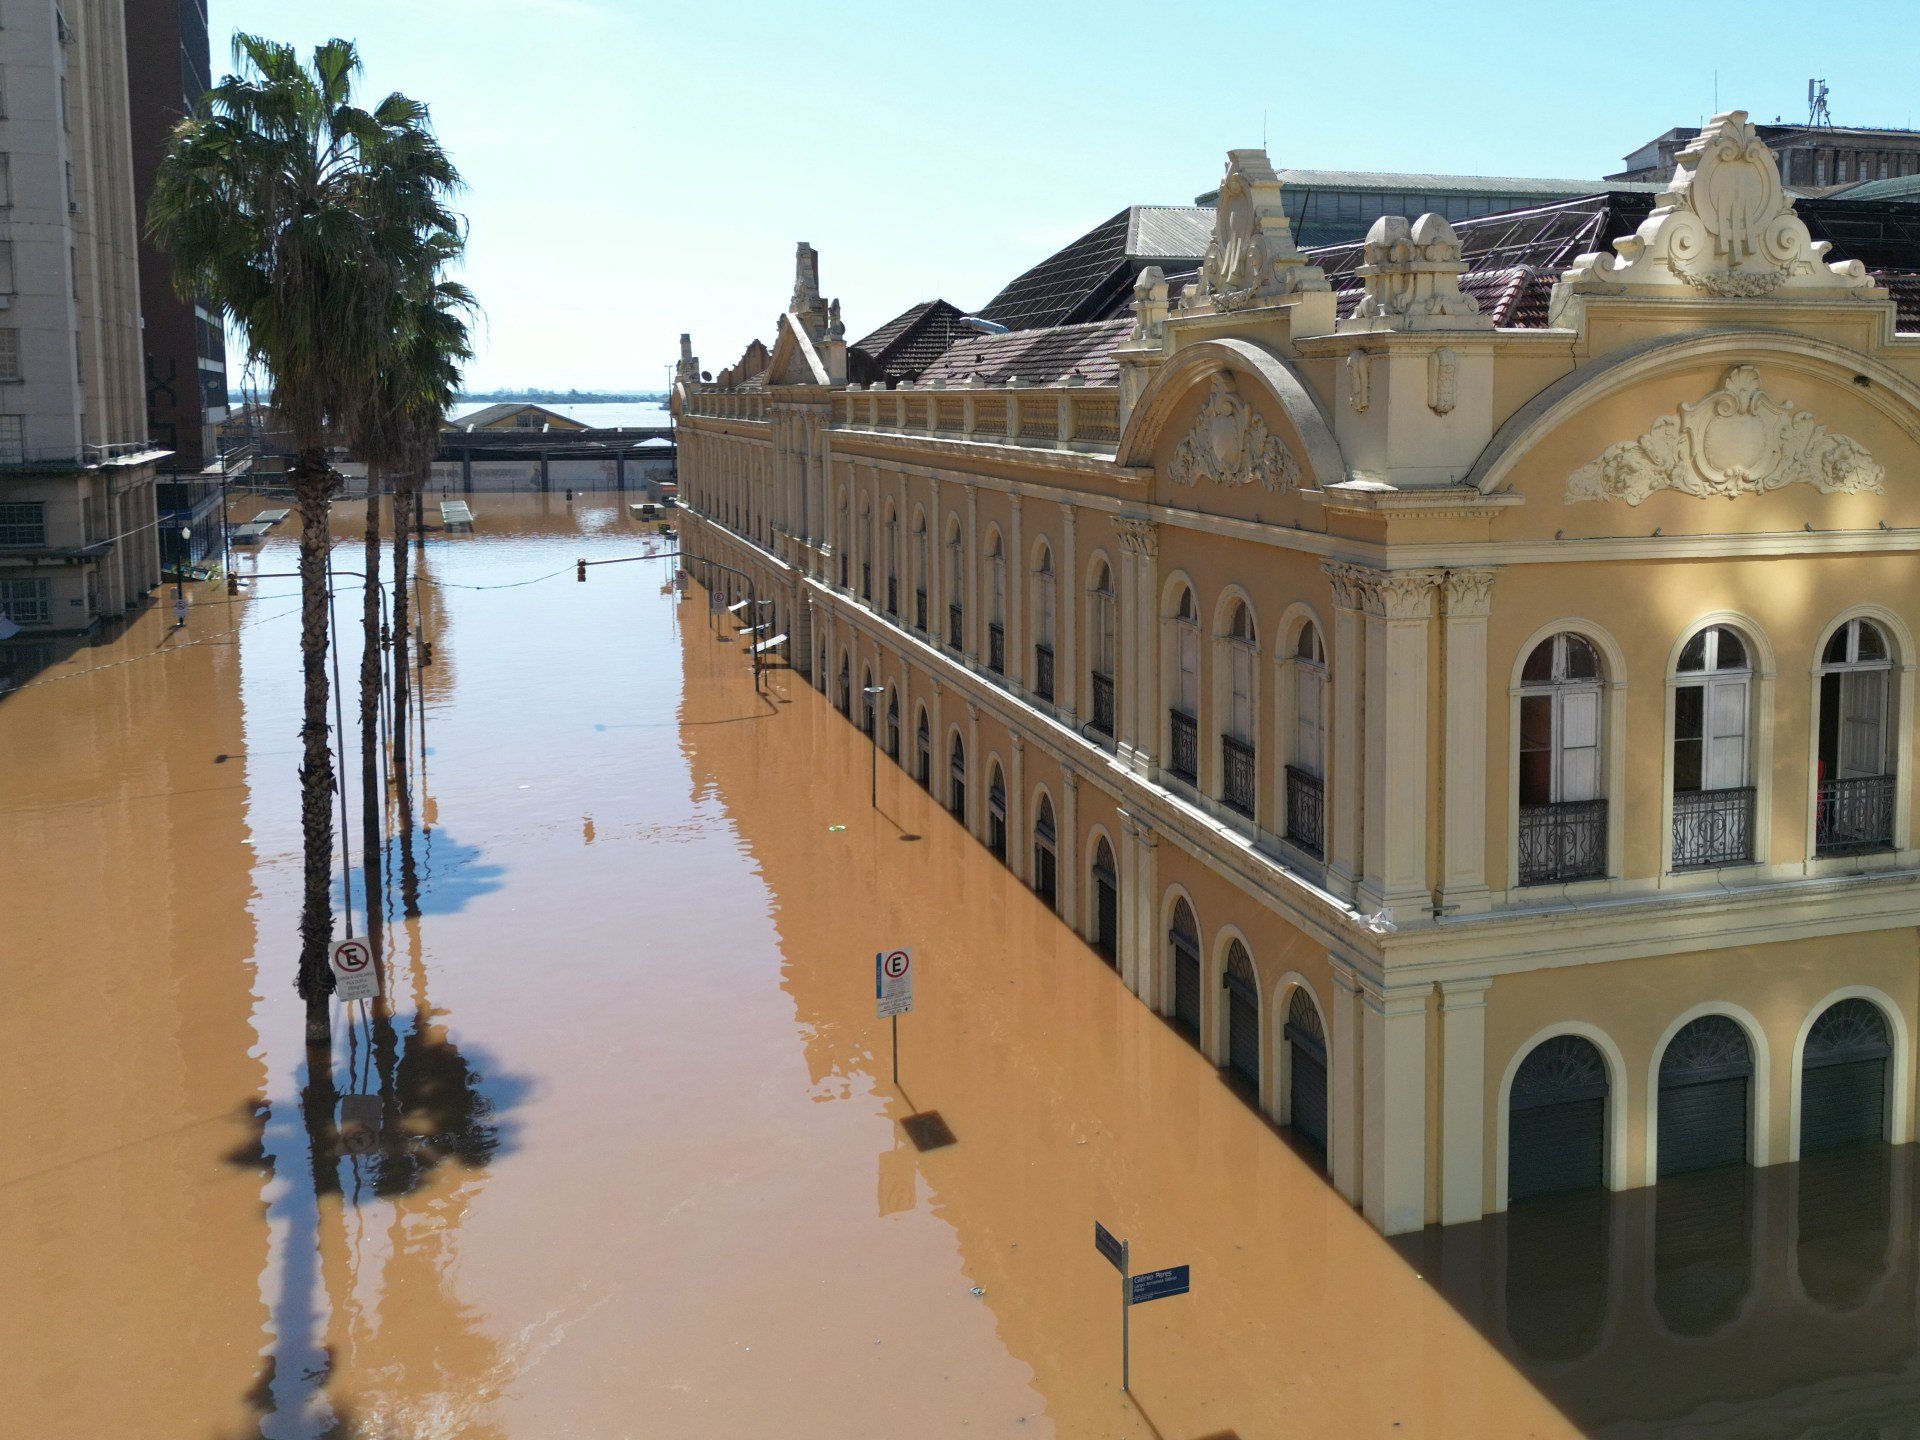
top-left (1397, 1145), bottom-right (1920, 1436)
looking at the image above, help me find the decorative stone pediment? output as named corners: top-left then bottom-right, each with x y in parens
top-left (1180, 149), bottom-right (1327, 315)
top-left (1566, 365), bottom-right (1884, 505)
top-left (1344, 214), bottom-right (1491, 332)
top-left (1563, 111), bottom-right (1876, 300)
top-left (1164, 373), bottom-right (1300, 493)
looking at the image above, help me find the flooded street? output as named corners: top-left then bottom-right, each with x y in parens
top-left (2, 496), bottom-right (1915, 1438)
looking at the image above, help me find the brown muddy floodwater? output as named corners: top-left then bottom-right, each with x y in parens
top-left (3, 497), bottom-right (1914, 1439)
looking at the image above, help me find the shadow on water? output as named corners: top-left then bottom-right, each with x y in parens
top-left (1392, 1144), bottom-right (1920, 1438)
top-left (331, 825), bottom-right (506, 921)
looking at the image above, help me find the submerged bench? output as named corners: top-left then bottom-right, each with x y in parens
top-left (440, 501), bottom-right (475, 532)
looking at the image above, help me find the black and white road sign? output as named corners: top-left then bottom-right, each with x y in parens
top-left (875, 947), bottom-right (914, 1019)
top-left (1094, 1221), bottom-right (1125, 1273)
top-left (329, 936), bottom-right (380, 1003)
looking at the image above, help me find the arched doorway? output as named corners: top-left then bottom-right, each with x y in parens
top-left (884, 691), bottom-right (899, 759)
top-left (987, 766), bottom-right (1007, 861)
top-left (1223, 939), bottom-right (1258, 1087)
top-left (861, 668), bottom-right (876, 735)
top-left (948, 734), bottom-right (966, 818)
top-left (837, 655), bottom-right (850, 715)
top-left (1090, 838), bottom-right (1118, 965)
top-left (1032, 794), bottom-right (1057, 907)
top-left (1509, 1035), bottom-right (1609, 1203)
top-left (1285, 988), bottom-right (1327, 1154)
top-left (915, 710), bottom-right (931, 788)
top-left (1168, 898), bottom-right (1200, 1038)
top-left (1657, 1015), bottom-right (1753, 1177)
top-left (1801, 998), bottom-right (1892, 1152)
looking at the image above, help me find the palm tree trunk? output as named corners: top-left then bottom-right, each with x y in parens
top-left (360, 469), bottom-right (384, 954)
top-left (295, 453), bottom-right (339, 1047)
top-left (390, 467), bottom-right (414, 834)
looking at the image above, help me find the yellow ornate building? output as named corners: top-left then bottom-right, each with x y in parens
top-left (674, 113), bottom-right (1920, 1235)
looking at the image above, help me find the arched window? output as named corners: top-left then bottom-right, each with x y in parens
top-left (859, 497), bottom-right (873, 600)
top-left (1090, 838), bottom-right (1118, 964)
top-left (986, 533), bottom-right (1007, 676)
top-left (1222, 939), bottom-right (1258, 1086)
top-left (1285, 989), bottom-right (1328, 1154)
top-left (1518, 633), bottom-right (1607, 885)
top-left (837, 492), bottom-right (851, 588)
top-left (1673, 626), bottom-right (1755, 869)
top-left (987, 764), bottom-right (1008, 860)
top-left (948, 733), bottom-right (966, 817)
top-left (1657, 1015), bottom-right (1753, 1176)
top-left (1089, 560), bottom-right (1117, 740)
top-left (945, 516), bottom-right (964, 651)
top-left (837, 654), bottom-right (850, 716)
top-left (1817, 619), bottom-right (1897, 854)
top-left (885, 689), bottom-right (899, 759)
top-left (1287, 621), bottom-right (1327, 856)
top-left (861, 666), bottom-right (876, 735)
top-left (912, 517), bottom-right (929, 632)
top-left (1801, 998), bottom-right (1892, 1151)
top-left (1168, 897), bottom-right (1200, 1037)
top-left (883, 504), bottom-right (899, 616)
top-left (1032, 542), bottom-right (1056, 703)
top-left (1032, 793), bottom-right (1057, 907)
top-left (1220, 599), bottom-right (1257, 819)
top-left (916, 708), bottom-right (931, 788)
top-left (1168, 586), bottom-right (1199, 783)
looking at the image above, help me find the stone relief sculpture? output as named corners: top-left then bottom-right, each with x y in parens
top-left (1562, 111), bottom-right (1875, 300)
top-left (1181, 149), bottom-right (1327, 314)
top-left (1567, 365), bottom-right (1884, 504)
top-left (1165, 373), bottom-right (1300, 493)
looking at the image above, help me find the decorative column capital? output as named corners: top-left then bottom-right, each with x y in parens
top-left (1061, 503), bottom-right (1077, 534)
top-left (1441, 568), bottom-right (1496, 618)
top-left (1439, 976), bottom-right (1493, 1010)
top-left (1011, 731), bottom-right (1025, 755)
top-left (1114, 516), bottom-right (1158, 558)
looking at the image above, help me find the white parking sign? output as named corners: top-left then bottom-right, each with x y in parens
top-left (875, 947), bottom-right (913, 1019)
top-left (329, 936), bottom-right (380, 1003)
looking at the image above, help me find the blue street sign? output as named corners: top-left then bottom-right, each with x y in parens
top-left (1128, 1265), bottom-right (1191, 1306)
top-left (1094, 1222), bottom-right (1125, 1273)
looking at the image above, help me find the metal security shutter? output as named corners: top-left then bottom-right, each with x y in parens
top-left (1169, 901), bottom-right (1200, 1037)
top-left (1657, 1016), bottom-right (1752, 1178)
top-left (1509, 1036), bottom-right (1608, 1203)
top-left (1224, 943), bottom-right (1258, 1086)
top-left (1801, 999), bottom-right (1892, 1153)
top-left (1285, 989), bottom-right (1328, 1154)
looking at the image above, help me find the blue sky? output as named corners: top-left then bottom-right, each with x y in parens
top-left (207, 0), bottom-right (1920, 391)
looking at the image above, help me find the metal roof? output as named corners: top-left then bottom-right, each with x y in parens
top-left (977, 206), bottom-right (1210, 333)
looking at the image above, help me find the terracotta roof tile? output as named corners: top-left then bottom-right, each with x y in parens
top-left (915, 319), bottom-right (1134, 388)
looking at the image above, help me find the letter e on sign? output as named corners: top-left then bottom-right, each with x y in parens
top-left (329, 937), bottom-right (381, 1003)
top-left (876, 946), bottom-right (914, 1019)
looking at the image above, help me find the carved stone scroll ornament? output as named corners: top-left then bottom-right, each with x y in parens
top-left (1164, 373), bottom-right (1301, 493)
top-left (1114, 516), bottom-right (1158, 558)
top-left (1562, 111), bottom-right (1874, 300)
top-left (1566, 365), bottom-right (1884, 505)
top-left (1181, 148), bottom-right (1329, 314)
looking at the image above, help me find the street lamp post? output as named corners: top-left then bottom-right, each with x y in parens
top-left (173, 525), bottom-right (191, 626)
top-left (862, 683), bottom-right (885, 808)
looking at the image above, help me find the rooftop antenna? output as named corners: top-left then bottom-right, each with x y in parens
top-left (1809, 77), bottom-right (1832, 127)
top-left (1262, 109), bottom-right (1268, 151)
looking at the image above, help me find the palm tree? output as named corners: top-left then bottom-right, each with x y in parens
top-left (388, 272), bottom-right (474, 848)
top-left (150, 36), bottom-right (463, 1046)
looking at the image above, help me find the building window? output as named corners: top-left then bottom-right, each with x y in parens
top-left (1518, 632), bottom-right (1608, 884)
top-left (1288, 620), bottom-right (1327, 856)
top-left (0, 413), bottom-right (23, 463)
top-left (1816, 617), bottom-right (1897, 855)
top-left (1089, 560), bottom-right (1116, 738)
top-left (944, 517), bottom-right (964, 650)
top-left (986, 531), bottom-right (1006, 675)
top-left (0, 498), bottom-right (43, 544)
top-left (1220, 598), bottom-right (1257, 818)
top-left (0, 240), bottom-right (15, 296)
top-left (1032, 541), bottom-right (1055, 702)
top-left (1169, 585), bottom-right (1199, 782)
top-left (0, 155), bottom-right (12, 209)
top-left (0, 576), bottom-right (49, 624)
top-left (1672, 625), bottom-right (1755, 868)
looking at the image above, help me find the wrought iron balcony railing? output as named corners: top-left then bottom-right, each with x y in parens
top-left (915, 587), bottom-right (927, 632)
top-left (1090, 671), bottom-right (1115, 738)
top-left (1518, 798), bottom-right (1608, 885)
top-left (1672, 786), bottom-right (1755, 869)
top-left (948, 602), bottom-right (963, 651)
top-left (1169, 709), bottom-right (1198, 783)
top-left (1285, 765), bottom-right (1324, 857)
top-left (1222, 734), bottom-right (1256, 819)
top-left (987, 622), bottom-right (1006, 675)
top-left (1033, 643), bottom-right (1054, 702)
top-left (1816, 774), bottom-right (1896, 855)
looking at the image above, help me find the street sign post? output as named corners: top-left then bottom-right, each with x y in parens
top-left (1095, 1221), bottom-right (1189, 1393)
top-left (329, 936), bottom-right (380, 1003)
top-left (876, 947), bottom-right (913, 1084)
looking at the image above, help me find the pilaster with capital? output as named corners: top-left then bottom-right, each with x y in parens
top-left (1357, 567), bottom-right (1443, 913)
top-left (1326, 955), bottom-right (1362, 1205)
top-left (1320, 564), bottom-right (1367, 901)
top-left (1439, 976), bottom-right (1492, 1224)
top-left (1361, 975), bottom-right (1431, 1235)
top-left (1060, 769), bottom-right (1080, 929)
top-left (1116, 517), bottom-right (1160, 777)
top-left (1008, 730), bottom-right (1027, 884)
top-left (1129, 817), bottom-right (1159, 1005)
top-left (1440, 570), bottom-right (1496, 915)
top-left (965, 700), bottom-right (983, 841)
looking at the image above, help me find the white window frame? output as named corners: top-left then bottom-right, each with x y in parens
top-left (1661, 618), bottom-right (1774, 879)
top-left (1804, 609), bottom-right (1915, 872)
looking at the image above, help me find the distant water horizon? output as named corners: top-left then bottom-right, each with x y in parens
top-left (448, 400), bottom-right (672, 429)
